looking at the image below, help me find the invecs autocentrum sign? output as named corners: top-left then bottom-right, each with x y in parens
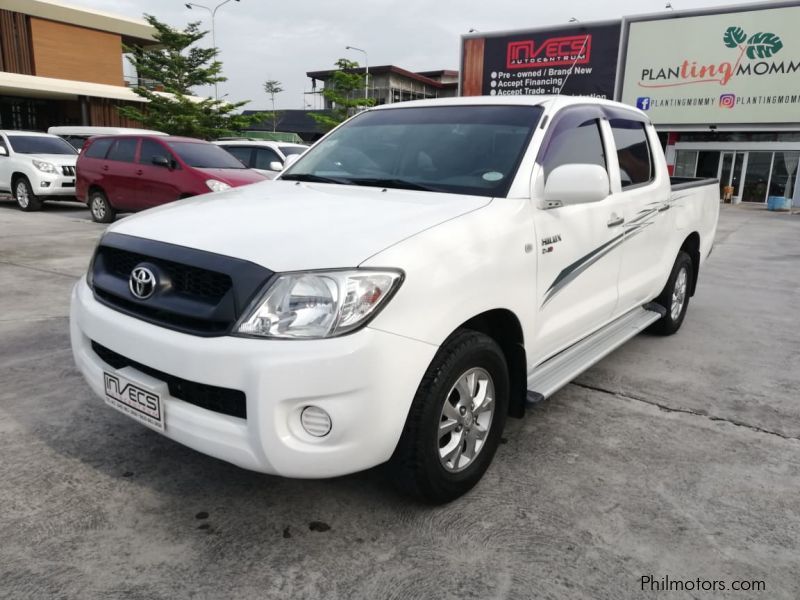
top-left (620, 5), bottom-right (800, 125)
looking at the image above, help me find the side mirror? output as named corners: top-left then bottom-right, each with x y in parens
top-left (283, 154), bottom-right (300, 169)
top-left (542, 164), bottom-right (609, 208)
top-left (268, 161), bottom-right (283, 172)
top-left (152, 155), bottom-right (170, 168)
top-left (0, 146), bottom-right (7, 156)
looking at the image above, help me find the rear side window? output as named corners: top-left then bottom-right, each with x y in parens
top-left (139, 139), bottom-right (170, 164)
top-left (106, 138), bottom-right (137, 162)
top-left (609, 119), bottom-right (653, 188)
top-left (84, 138), bottom-right (113, 159)
top-left (541, 117), bottom-right (606, 179)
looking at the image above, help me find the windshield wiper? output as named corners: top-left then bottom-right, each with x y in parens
top-left (280, 173), bottom-right (352, 185)
top-left (347, 178), bottom-right (441, 192)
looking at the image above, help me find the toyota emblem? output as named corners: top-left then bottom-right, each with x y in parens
top-left (129, 266), bottom-right (157, 299)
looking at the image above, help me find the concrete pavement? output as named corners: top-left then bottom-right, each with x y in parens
top-left (0, 199), bottom-right (798, 599)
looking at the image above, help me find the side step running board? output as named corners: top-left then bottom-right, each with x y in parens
top-left (526, 305), bottom-right (664, 402)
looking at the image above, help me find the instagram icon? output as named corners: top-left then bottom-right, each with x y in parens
top-left (719, 94), bottom-right (736, 109)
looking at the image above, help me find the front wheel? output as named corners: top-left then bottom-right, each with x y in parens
top-left (389, 330), bottom-right (509, 504)
top-left (14, 177), bottom-right (42, 212)
top-left (648, 251), bottom-right (693, 336)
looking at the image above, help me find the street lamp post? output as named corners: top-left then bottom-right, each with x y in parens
top-left (345, 45), bottom-right (369, 101)
top-left (185, 0), bottom-right (240, 99)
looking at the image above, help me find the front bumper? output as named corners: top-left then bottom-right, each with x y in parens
top-left (70, 278), bottom-right (437, 477)
top-left (32, 170), bottom-right (76, 197)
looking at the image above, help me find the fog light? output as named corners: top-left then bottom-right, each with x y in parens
top-left (300, 406), bottom-right (332, 437)
top-left (40, 181), bottom-right (51, 188)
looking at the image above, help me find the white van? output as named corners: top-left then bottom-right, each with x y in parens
top-left (48, 126), bottom-right (167, 151)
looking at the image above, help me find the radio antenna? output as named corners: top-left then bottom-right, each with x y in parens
top-left (557, 33), bottom-right (590, 95)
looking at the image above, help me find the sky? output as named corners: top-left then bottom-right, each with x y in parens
top-left (67, 0), bottom-right (769, 111)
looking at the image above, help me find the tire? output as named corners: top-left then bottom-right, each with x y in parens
top-left (13, 176), bottom-right (42, 212)
top-left (648, 251), bottom-right (693, 336)
top-left (88, 190), bottom-right (115, 223)
top-left (389, 330), bottom-right (509, 504)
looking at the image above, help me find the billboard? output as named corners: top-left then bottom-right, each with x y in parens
top-left (461, 23), bottom-right (621, 99)
top-left (620, 5), bottom-right (800, 125)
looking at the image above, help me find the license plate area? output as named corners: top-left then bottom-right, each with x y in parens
top-left (103, 368), bottom-right (166, 431)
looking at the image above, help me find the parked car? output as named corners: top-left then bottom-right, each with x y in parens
top-left (214, 140), bottom-right (307, 178)
top-left (48, 126), bottom-right (167, 151)
top-left (71, 96), bottom-right (719, 502)
top-left (76, 135), bottom-right (268, 223)
top-left (0, 130), bottom-right (79, 211)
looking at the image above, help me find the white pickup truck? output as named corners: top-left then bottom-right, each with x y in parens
top-left (70, 96), bottom-right (718, 503)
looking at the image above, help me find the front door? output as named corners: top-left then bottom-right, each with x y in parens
top-left (136, 138), bottom-right (181, 207)
top-left (530, 109), bottom-right (626, 365)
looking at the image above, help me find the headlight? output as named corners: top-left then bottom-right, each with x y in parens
top-left (235, 269), bottom-right (404, 339)
top-left (32, 159), bottom-right (57, 174)
top-left (206, 179), bottom-right (231, 192)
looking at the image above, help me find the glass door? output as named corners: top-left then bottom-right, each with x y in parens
top-left (719, 152), bottom-right (745, 202)
top-left (741, 152), bottom-right (773, 203)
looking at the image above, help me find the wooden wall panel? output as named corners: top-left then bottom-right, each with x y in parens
top-left (0, 10), bottom-right (34, 75)
top-left (88, 98), bottom-right (139, 127)
top-left (29, 17), bottom-right (123, 85)
top-left (462, 38), bottom-right (485, 97)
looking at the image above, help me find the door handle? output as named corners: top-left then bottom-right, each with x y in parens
top-left (102, 165), bottom-right (109, 171)
top-left (136, 169), bottom-right (143, 175)
top-left (607, 216), bottom-right (625, 228)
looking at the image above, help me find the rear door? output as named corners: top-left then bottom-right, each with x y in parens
top-left (530, 107), bottom-right (628, 364)
top-left (136, 138), bottom-right (181, 207)
top-left (103, 138), bottom-right (140, 210)
top-left (605, 118), bottom-right (672, 313)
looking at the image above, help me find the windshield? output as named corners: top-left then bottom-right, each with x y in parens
top-left (7, 135), bottom-right (78, 155)
top-left (168, 141), bottom-right (246, 169)
top-left (279, 145), bottom-right (307, 156)
top-left (281, 105), bottom-right (542, 196)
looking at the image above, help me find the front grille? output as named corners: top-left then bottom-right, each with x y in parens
top-left (101, 246), bottom-right (232, 302)
top-left (91, 233), bottom-right (273, 337)
top-left (92, 341), bottom-right (247, 419)
top-left (62, 165), bottom-right (75, 176)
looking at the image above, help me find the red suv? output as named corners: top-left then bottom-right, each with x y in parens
top-left (76, 135), bottom-right (268, 222)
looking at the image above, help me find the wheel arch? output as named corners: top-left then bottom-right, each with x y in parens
top-left (454, 308), bottom-right (527, 419)
top-left (11, 171), bottom-right (29, 188)
top-left (680, 232), bottom-right (701, 296)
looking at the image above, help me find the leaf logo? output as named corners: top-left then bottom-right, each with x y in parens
top-left (722, 26), bottom-right (783, 58)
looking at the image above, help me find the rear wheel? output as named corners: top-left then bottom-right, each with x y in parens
top-left (648, 251), bottom-right (692, 336)
top-left (389, 330), bottom-right (509, 504)
top-left (14, 177), bottom-right (42, 212)
top-left (89, 190), bottom-right (115, 223)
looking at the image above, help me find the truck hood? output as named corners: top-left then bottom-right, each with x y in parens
top-left (195, 167), bottom-right (268, 186)
top-left (108, 180), bottom-right (492, 271)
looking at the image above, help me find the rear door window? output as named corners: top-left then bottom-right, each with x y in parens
top-left (106, 138), bottom-right (138, 162)
top-left (609, 119), bottom-right (653, 188)
top-left (84, 138), bottom-right (113, 159)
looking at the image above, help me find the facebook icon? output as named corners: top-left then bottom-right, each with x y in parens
top-left (636, 97), bottom-right (652, 111)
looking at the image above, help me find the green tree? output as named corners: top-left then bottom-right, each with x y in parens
top-left (119, 14), bottom-right (264, 139)
top-left (263, 79), bottom-right (283, 131)
top-left (312, 59), bottom-right (374, 132)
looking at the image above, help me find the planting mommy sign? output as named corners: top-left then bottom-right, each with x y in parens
top-left (620, 5), bottom-right (800, 125)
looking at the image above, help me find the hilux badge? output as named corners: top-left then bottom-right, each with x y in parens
top-left (129, 266), bottom-right (156, 299)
